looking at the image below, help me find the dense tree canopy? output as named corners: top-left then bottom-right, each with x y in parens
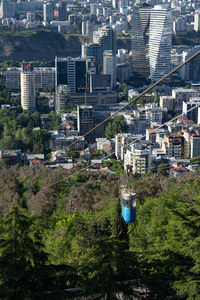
top-left (0, 166), bottom-right (199, 299)
top-left (105, 115), bottom-right (128, 139)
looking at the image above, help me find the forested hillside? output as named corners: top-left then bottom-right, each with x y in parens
top-left (0, 166), bottom-right (200, 298)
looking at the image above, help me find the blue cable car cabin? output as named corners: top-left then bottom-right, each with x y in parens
top-left (121, 188), bottom-right (136, 223)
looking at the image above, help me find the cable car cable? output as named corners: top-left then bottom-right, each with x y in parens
top-left (65, 49), bottom-right (200, 152)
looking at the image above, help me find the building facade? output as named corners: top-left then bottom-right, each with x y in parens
top-left (131, 5), bottom-right (151, 78)
top-left (20, 64), bottom-right (36, 112)
top-left (149, 6), bottom-right (172, 82)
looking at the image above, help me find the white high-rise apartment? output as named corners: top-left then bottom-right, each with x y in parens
top-left (149, 5), bottom-right (172, 82)
top-left (103, 50), bottom-right (117, 87)
top-left (21, 64), bottom-right (36, 112)
top-left (194, 10), bottom-right (200, 32)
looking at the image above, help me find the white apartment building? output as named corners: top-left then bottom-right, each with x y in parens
top-left (149, 6), bottom-right (172, 82)
top-left (124, 143), bottom-right (151, 175)
top-left (6, 67), bottom-right (55, 90)
top-left (115, 133), bottom-right (142, 160)
top-left (21, 70), bottom-right (35, 111)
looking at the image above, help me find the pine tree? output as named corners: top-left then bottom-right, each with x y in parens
top-left (112, 199), bottom-right (129, 246)
top-left (0, 207), bottom-right (48, 299)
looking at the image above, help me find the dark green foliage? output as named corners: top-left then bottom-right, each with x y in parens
top-left (80, 238), bottom-right (140, 299)
top-left (0, 207), bottom-right (79, 299)
top-left (105, 115), bottom-right (128, 139)
top-left (66, 149), bottom-right (80, 159)
top-left (0, 167), bottom-right (200, 299)
top-left (0, 207), bottom-right (48, 299)
top-left (112, 199), bottom-right (129, 245)
top-left (104, 159), bottom-right (124, 173)
top-left (49, 110), bottom-right (62, 130)
top-left (0, 110), bottom-right (49, 153)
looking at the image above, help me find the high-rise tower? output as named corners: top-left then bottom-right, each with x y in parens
top-left (20, 64), bottom-right (35, 112)
top-left (93, 25), bottom-right (117, 68)
top-left (55, 57), bottom-right (86, 93)
top-left (43, 2), bottom-right (54, 23)
top-left (149, 5), bottom-right (172, 82)
top-left (131, 5), bottom-right (151, 78)
top-left (103, 50), bottom-right (117, 87)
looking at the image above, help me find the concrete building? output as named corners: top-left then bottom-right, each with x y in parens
top-left (117, 64), bottom-right (130, 83)
top-left (191, 135), bottom-right (200, 158)
top-left (57, 1), bottom-right (67, 21)
top-left (172, 88), bottom-right (200, 113)
top-left (96, 138), bottom-right (113, 154)
top-left (182, 97), bottom-right (200, 124)
top-left (6, 68), bottom-right (20, 89)
top-left (55, 85), bottom-right (70, 114)
top-left (49, 130), bottom-right (84, 150)
top-left (77, 105), bottom-right (94, 142)
top-left (173, 16), bottom-right (187, 35)
top-left (6, 67), bottom-right (55, 90)
top-left (0, 0), bottom-right (16, 18)
top-left (89, 74), bottom-right (111, 93)
top-left (55, 57), bottom-right (86, 93)
top-left (115, 133), bottom-right (142, 160)
top-left (131, 5), bottom-right (151, 78)
top-left (103, 50), bottom-right (117, 87)
top-left (124, 143), bottom-right (151, 175)
top-left (149, 5), bottom-right (172, 82)
top-left (164, 133), bottom-right (184, 159)
top-left (34, 67), bottom-right (55, 89)
top-left (93, 25), bottom-right (117, 67)
top-left (20, 64), bottom-right (35, 112)
top-left (160, 95), bottom-right (174, 111)
top-left (146, 129), bottom-right (157, 143)
top-left (194, 10), bottom-right (200, 32)
top-left (43, 2), bottom-right (54, 23)
top-left (180, 46), bottom-right (200, 82)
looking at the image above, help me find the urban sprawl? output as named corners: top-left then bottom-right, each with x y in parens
top-left (1, 0), bottom-right (200, 178)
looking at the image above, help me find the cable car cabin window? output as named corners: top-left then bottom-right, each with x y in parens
top-left (122, 197), bottom-right (136, 208)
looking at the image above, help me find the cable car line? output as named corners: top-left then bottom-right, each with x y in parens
top-left (66, 102), bottom-right (200, 179)
top-left (65, 49), bottom-right (200, 152)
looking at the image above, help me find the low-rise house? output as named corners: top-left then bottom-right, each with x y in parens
top-left (0, 150), bottom-right (27, 166)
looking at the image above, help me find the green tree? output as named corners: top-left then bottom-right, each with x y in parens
top-left (112, 199), bottom-right (129, 245)
top-left (105, 116), bottom-right (128, 139)
top-left (0, 207), bottom-right (48, 299)
top-left (80, 237), bottom-right (140, 299)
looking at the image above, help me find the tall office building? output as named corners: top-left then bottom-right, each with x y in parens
top-left (103, 50), bottom-right (117, 87)
top-left (57, 1), bottom-right (67, 21)
top-left (93, 25), bottom-right (117, 67)
top-left (55, 57), bottom-right (86, 93)
top-left (131, 5), bottom-right (151, 78)
top-left (149, 5), bottom-right (172, 82)
top-left (55, 85), bottom-right (70, 114)
top-left (77, 105), bottom-right (94, 142)
top-left (43, 2), bottom-right (54, 23)
top-left (20, 64), bottom-right (35, 112)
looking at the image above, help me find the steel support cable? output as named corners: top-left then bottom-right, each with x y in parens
top-left (66, 102), bottom-right (200, 179)
top-left (65, 49), bottom-right (200, 151)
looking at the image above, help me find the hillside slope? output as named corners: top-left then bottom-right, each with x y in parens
top-left (0, 30), bottom-right (131, 62)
